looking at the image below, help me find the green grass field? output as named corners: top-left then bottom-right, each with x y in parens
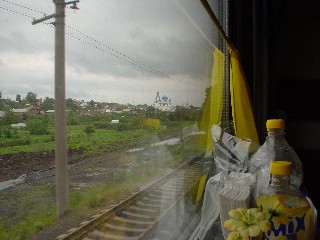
top-left (0, 119), bottom-right (196, 156)
top-left (0, 125), bottom-right (158, 156)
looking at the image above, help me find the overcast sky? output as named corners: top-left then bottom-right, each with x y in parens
top-left (0, 0), bottom-right (218, 106)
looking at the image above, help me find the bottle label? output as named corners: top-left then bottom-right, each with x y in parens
top-left (264, 196), bottom-right (311, 240)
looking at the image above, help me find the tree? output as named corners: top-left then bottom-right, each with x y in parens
top-left (66, 98), bottom-right (80, 111)
top-left (25, 92), bottom-right (37, 105)
top-left (146, 106), bottom-right (156, 118)
top-left (16, 94), bottom-right (21, 102)
top-left (89, 100), bottom-right (95, 108)
top-left (42, 97), bottom-right (55, 111)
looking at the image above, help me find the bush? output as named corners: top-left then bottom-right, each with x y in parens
top-left (143, 118), bottom-right (161, 130)
top-left (116, 123), bottom-right (130, 131)
top-left (93, 121), bottom-right (112, 129)
top-left (67, 111), bottom-right (80, 125)
top-left (3, 128), bottom-right (14, 138)
top-left (84, 125), bottom-right (95, 134)
top-left (130, 117), bottom-right (144, 129)
top-left (27, 116), bottom-right (50, 135)
top-left (1, 110), bottom-right (19, 126)
top-left (79, 114), bottom-right (112, 125)
top-left (0, 138), bottom-right (31, 147)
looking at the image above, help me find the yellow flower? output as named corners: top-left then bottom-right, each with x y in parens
top-left (227, 231), bottom-right (249, 240)
top-left (256, 195), bottom-right (289, 228)
top-left (224, 208), bottom-right (271, 237)
top-left (274, 237), bottom-right (287, 240)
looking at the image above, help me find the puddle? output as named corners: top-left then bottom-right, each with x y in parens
top-left (127, 148), bottom-right (145, 153)
top-left (152, 138), bottom-right (180, 146)
top-left (0, 174), bottom-right (26, 191)
top-left (188, 131), bottom-right (206, 136)
top-left (127, 138), bottom-right (181, 152)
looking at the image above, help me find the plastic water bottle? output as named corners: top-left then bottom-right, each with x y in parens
top-left (248, 119), bottom-right (303, 198)
top-left (256, 161), bottom-right (312, 239)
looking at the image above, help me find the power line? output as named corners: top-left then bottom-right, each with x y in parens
top-left (0, 4), bottom-right (202, 87)
top-left (65, 25), bottom-right (172, 79)
top-left (65, 25), bottom-right (199, 86)
top-left (1, 0), bottom-right (45, 15)
top-left (0, 6), bottom-right (34, 19)
top-left (64, 31), bottom-right (194, 86)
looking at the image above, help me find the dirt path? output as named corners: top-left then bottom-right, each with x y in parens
top-left (0, 149), bottom-right (85, 182)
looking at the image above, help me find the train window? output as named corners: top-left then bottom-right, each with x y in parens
top-left (0, 0), bottom-right (229, 239)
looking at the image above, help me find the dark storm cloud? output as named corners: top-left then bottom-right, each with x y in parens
top-left (64, 0), bottom-right (215, 79)
top-left (0, 0), bottom-right (216, 105)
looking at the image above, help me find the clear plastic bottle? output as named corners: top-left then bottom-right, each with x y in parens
top-left (248, 119), bottom-right (303, 198)
top-left (257, 161), bottom-right (312, 239)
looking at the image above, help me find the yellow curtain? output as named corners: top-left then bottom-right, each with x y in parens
top-left (229, 49), bottom-right (259, 145)
top-left (195, 46), bottom-right (224, 206)
top-left (199, 47), bottom-right (225, 155)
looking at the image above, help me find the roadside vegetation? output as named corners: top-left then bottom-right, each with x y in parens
top-left (0, 151), bottom-right (190, 240)
top-left (0, 96), bottom-right (201, 157)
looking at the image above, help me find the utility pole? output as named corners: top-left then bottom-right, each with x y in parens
top-left (32, 0), bottom-right (79, 218)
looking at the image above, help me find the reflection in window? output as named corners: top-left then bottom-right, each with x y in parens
top-left (0, 0), bottom-right (228, 239)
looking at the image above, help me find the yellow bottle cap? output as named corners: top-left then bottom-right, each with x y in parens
top-left (266, 119), bottom-right (285, 130)
top-left (270, 161), bottom-right (292, 175)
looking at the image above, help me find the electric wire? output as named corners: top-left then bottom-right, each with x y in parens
top-left (1, 0), bottom-right (46, 15)
top-left (65, 25), bottom-right (171, 79)
top-left (64, 24), bottom-right (198, 86)
top-left (0, 4), bottom-right (201, 87)
top-left (0, 6), bottom-right (34, 19)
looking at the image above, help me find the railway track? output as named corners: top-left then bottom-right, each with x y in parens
top-left (56, 155), bottom-right (211, 240)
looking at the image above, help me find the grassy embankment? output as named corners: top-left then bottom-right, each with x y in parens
top-left (0, 120), bottom-right (205, 240)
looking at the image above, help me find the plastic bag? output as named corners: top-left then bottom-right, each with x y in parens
top-left (190, 124), bottom-right (258, 240)
top-left (211, 124), bottom-right (257, 173)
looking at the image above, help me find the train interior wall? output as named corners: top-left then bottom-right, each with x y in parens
top-left (230, 0), bottom-right (320, 212)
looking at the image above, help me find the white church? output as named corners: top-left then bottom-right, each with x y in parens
top-left (153, 92), bottom-right (175, 112)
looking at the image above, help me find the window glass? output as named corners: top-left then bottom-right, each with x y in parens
top-left (0, 0), bottom-right (226, 239)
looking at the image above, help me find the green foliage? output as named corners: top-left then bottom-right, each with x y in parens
top-left (1, 110), bottom-right (19, 126)
top-left (67, 111), bottom-right (80, 125)
top-left (16, 94), bottom-right (21, 102)
top-left (66, 98), bottom-right (80, 111)
top-left (68, 161), bottom-right (168, 211)
top-left (0, 207), bottom-right (55, 240)
top-left (0, 111), bottom-right (195, 155)
top-left (88, 100), bottom-right (95, 108)
top-left (25, 92), bottom-right (37, 105)
top-left (41, 97), bottom-right (55, 111)
top-left (27, 116), bottom-right (50, 135)
top-left (146, 106), bottom-right (156, 118)
top-left (143, 118), bottom-right (161, 130)
top-left (84, 125), bottom-right (95, 134)
top-left (115, 123), bottom-right (130, 131)
top-left (78, 113), bottom-right (113, 125)
top-left (92, 121), bottom-right (111, 129)
top-left (129, 116), bottom-right (143, 128)
top-left (0, 138), bottom-right (31, 147)
top-left (3, 128), bottom-right (14, 138)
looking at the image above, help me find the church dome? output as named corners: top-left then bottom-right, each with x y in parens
top-left (162, 95), bottom-right (168, 101)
